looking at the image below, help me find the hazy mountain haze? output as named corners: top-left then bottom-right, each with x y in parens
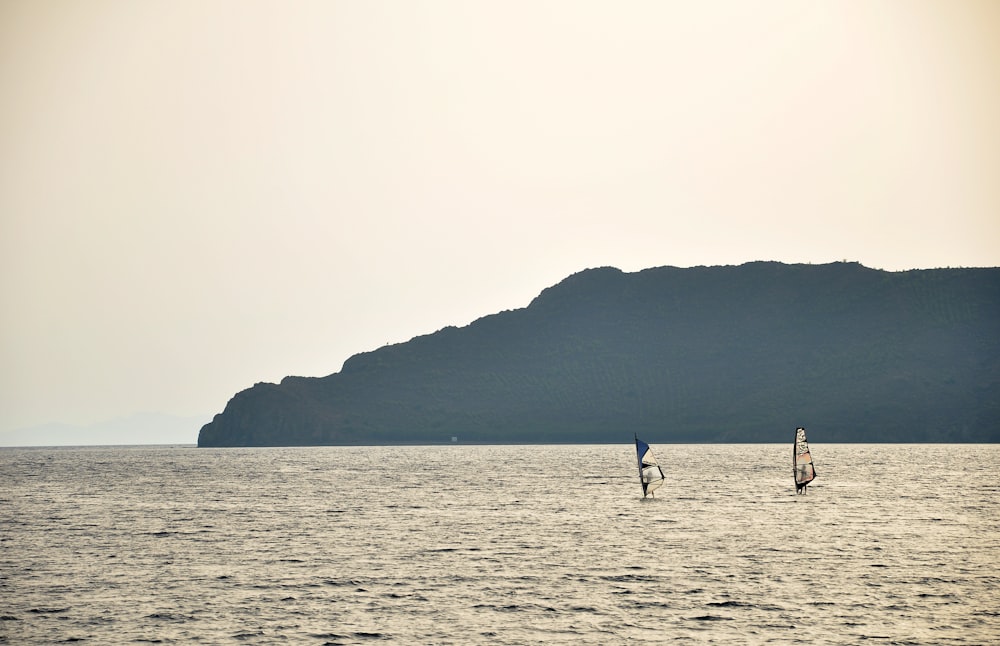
top-left (0, 412), bottom-right (208, 447)
top-left (2, 1), bottom-right (998, 443)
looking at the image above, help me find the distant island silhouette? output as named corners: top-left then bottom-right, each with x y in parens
top-left (198, 262), bottom-right (1000, 446)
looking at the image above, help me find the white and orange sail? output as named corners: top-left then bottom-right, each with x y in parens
top-left (793, 426), bottom-right (817, 492)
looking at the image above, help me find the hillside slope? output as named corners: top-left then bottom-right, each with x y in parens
top-left (198, 262), bottom-right (1000, 446)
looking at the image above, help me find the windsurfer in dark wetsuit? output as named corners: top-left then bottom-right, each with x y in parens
top-left (795, 464), bottom-right (808, 494)
top-left (795, 463), bottom-right (815, 494)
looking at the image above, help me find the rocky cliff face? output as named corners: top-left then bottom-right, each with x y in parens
top-left (198, 262), bottom-right (1000, 446)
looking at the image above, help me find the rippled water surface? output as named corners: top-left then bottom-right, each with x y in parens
top-left (2, 444), bottom-right (998, 644)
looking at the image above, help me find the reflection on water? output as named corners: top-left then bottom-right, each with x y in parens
top-left (1, 443), bottom-right (998, 644)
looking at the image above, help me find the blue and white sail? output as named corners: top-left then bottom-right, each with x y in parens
top-left (635, 436), bottom-right (665, 497)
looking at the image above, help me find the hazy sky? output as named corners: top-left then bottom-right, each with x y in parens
top-left (2, 1), bottom-right (999, 438)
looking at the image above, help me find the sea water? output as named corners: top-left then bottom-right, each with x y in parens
top-left (1, 444), bottom-right (997, 644)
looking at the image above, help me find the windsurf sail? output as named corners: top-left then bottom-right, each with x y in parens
top-left (635, 436), bottom-right (665, 497)
top-left (793, 426), bottom-right (816, 492)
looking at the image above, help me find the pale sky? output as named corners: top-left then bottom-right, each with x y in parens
top-left (2, 1), bottom-right (999, 439)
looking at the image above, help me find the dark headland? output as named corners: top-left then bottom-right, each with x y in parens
top-left (198, 262), bottom-right (1000, 446)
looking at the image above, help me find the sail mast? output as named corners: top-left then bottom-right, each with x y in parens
top-left (634, 435), bottom-right (645, 496)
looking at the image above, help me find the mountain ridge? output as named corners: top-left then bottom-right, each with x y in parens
top-left (198, 262), bottom-right (1000, 446)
